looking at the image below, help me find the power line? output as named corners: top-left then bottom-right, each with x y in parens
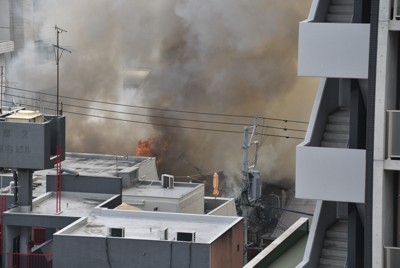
top-left (1, 97), bottom-right (305, 140)
top-left (4, 85), bottom-right (309, 124)
top-left (62, 111), bottom-right (305, 139)
top-left (2, 91), bottom-right (307, 133)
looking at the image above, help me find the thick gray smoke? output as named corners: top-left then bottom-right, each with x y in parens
top-left (8, 0), bottom-right (317, 191)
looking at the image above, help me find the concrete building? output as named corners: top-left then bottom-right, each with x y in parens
top-left (0, 0), bottom-right (14, 67)
top-left (293, 0), bottom-right (399, 267)
top-left (0, 109), bottom-right (242, 267)
top-left (0, 0), bottom-right (14, 112)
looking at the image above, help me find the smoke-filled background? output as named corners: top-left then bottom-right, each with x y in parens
top-left (7, 0), bottom-right (317, 193)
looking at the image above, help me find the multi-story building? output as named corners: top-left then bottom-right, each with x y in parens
top-left (0, 109), bottom-right (243, 267)
top-left (0, 0), bottom-right (14, 111)
top-left (0, 0), bottom-right (14, 66)
top-left (294, 0), bottom-right (399, 267)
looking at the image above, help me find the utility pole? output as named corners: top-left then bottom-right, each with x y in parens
top-left (52, 25), bottom-right (70, 214)
top-left (53, 25), bottom-right (71, 116)
top-left (241, 117), bottom-right (258, 264)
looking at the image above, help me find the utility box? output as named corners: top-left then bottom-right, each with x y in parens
top-left (249, 170), bottom-right (261, 200)
top-left (0, 114), bottom-right (65, 170)
top-left (5, 110), bottom-right (44, 123)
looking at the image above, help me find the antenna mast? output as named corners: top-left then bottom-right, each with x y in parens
top-left (53, 25), bottom-right (71, 116)
top-left (53, 25), bottom-right (70, 214)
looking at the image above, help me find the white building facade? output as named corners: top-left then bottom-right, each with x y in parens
top-left (295, 0), bottom-right (400, 267)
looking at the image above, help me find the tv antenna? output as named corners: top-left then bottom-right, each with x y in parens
top-left (53, 25), bottom-right (71, 116)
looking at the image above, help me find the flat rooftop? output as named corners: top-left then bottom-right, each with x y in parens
top-left (123, 180), bottom-right (202, 199)
top-left (30, 152), bottom-right (156, 196)
top-left (46, 152), bottom-right (152, 177)
top-left (31, 192), bottom-right (116, 216)
top-left (61, 210), bottom-right (242, 244)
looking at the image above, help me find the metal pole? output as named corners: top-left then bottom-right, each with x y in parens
top-left (56, 28), bottom-right (59, 116)
top-left (242, 126), bottom-right (249, 196)
top-left (241, 126), bottom-right (249, 264)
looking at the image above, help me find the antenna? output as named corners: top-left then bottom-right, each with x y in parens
top-left (52, 25), bottom-right (71, 213)
top-left (53, 25), bottom-right (71, 116)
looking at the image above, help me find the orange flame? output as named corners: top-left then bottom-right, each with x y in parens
top-left (135, 138), bottom-right (167, 166)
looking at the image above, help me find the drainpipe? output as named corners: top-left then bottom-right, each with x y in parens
top-left (365, 0), bottom-right (379, 267)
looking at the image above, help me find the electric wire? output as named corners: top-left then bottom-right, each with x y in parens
top-left (4, 85), bottom-right (309, 124)
top-left (1, 91), bottom-right (306, 139)
top-left (2, 90), bottom-right (307, 134)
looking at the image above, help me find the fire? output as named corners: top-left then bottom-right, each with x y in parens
top-left (135, 138), bottom-right (167, 166)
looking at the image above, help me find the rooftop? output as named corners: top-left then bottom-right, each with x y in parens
top-left (54, 153), bottom-right (153, 177)
top-left (30, 192), bottom-right (116, 216)
top-left (123, 180), bottom-right (202, 199)
top-left (59, 210), bottom-right (242, 244)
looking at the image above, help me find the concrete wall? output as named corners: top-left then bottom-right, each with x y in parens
top-left (374, 4), bottom-right (400, 266)
top-left (99, 195), bottom-right (122, 209)
top-left (205, 197), bottom-right (237, 217)
top-left (0, 116), bottom-right (65, 170)
top-left (0, 0), bottom-right (10, 41)
top-left (136, 157), bottom-right (158, 181)
top-left (119, 158), bottom-right (158, 188)
top-left (210, 219), bottom-right (244, 268)
top-left (3, 212), bottom-right (79, 267)
top-left (122, 184), bottom-right (204, 214)
top-left (46, 174), bottom-right (122, 195)
top-left (122, 195), bottom-right (179, 212)
top-left (11, 0), bottom-right (34, 52)
top-left (296, 146), bottom-right (366, 203)
top-left (53, 235), bottom-right (210, 268)
top-left (298, 22), bottom-right (370, 78)
top-left (179, 184), bottom-right (204, 214)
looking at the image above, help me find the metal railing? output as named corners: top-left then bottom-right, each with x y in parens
top-left (6, 253), bottom-right (53, 268)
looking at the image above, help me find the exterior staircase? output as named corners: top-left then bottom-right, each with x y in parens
top-left (319, 220), bottom-right (348, 268)
top-left (326, 0), bottom-right (354, 23)
top-left (321, 108), bottom-right (350, 148)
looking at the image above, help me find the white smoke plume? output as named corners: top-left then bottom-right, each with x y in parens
top-left (7, 0), bottom-right (317, 191)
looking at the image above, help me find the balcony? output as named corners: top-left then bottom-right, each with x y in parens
top-left (298, 22), bottom-right (370, 78)
top-left (295, 78), bottom-right (365, 203)
top-left (296, 146), bottom-right (365, 203)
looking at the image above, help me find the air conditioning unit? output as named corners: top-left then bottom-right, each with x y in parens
top-left (177, 231), bottom-right (196, 242)
top-left (108, 227), bottom-right (125, 237)
top-left (161, 174), bottom-right (174, 189)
